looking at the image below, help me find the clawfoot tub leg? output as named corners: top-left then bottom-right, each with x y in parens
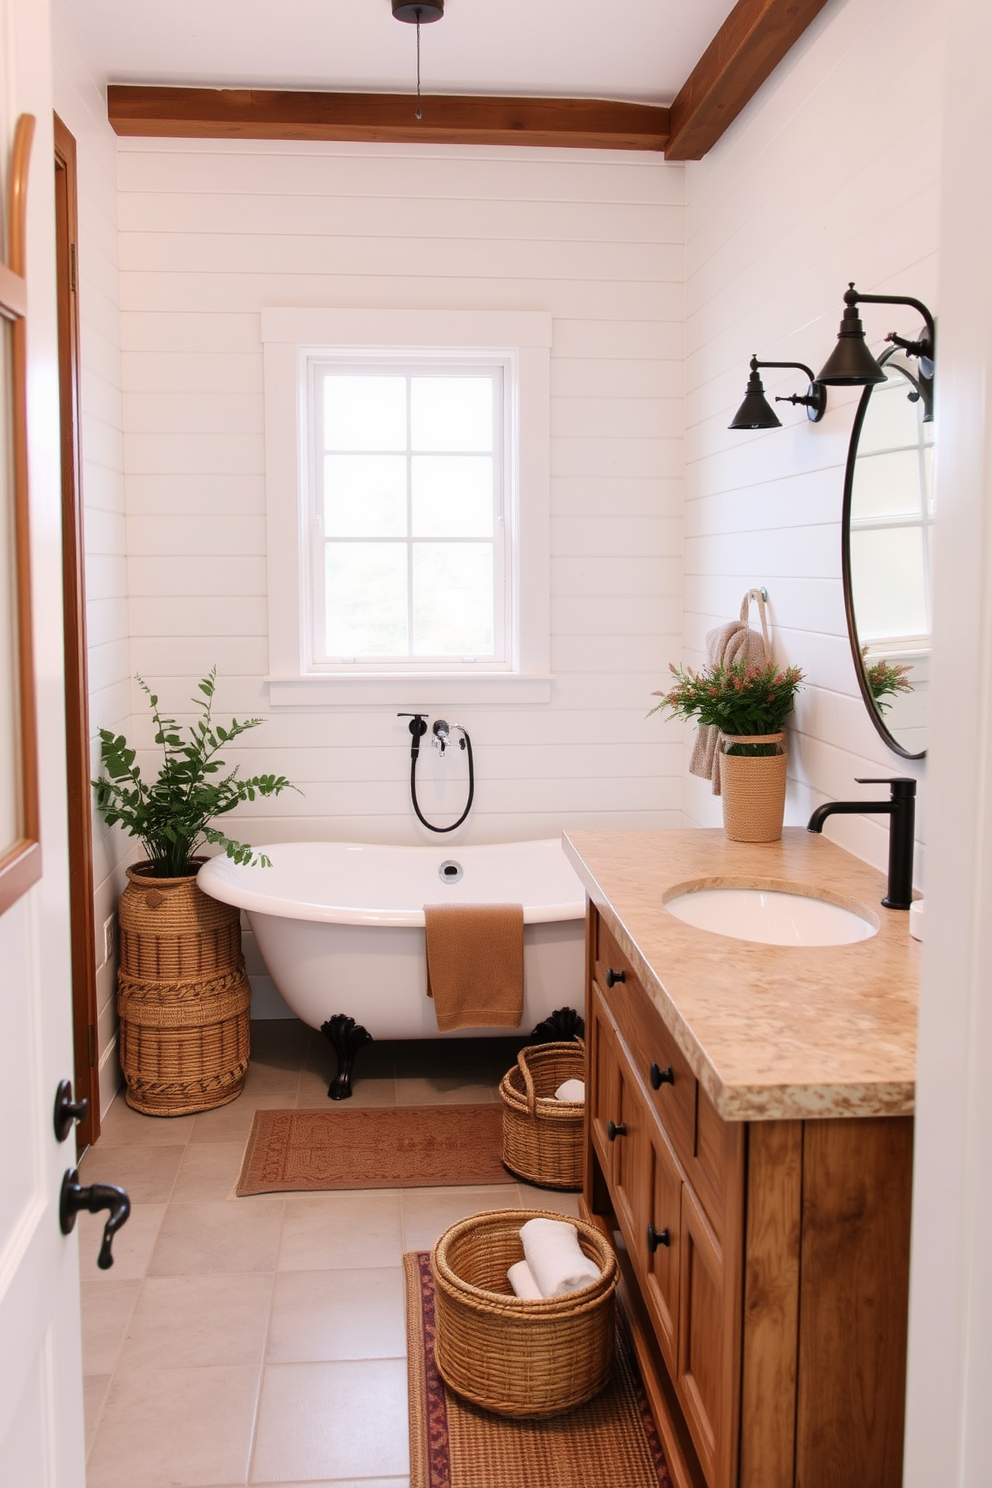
top-left (320, 1015), bottom-right (374, 1100)
top-left (528, 1006), bottom-right (585, 1042)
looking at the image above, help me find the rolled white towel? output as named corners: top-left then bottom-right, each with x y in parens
top-left (507, 1259), bottom-right (543, 1299)
top-left (554, 1077), bottom-right (585, 1103)
top-left (520, 1217), bottom-right (601, 1297)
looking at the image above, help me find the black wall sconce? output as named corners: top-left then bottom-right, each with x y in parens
top-left (817, 283), bottom-right (935, 421)
top-left (728, 356), bottom-right (827, 430)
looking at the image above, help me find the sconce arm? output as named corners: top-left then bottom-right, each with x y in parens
top-left (753, 357), bottom-right (818, 384)
top-left (848, 291), bottom-right (935, 360)
top-left (751, 357), bottom-right (827, 421)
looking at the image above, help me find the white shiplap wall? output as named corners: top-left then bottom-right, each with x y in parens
top-left (116, 140), bottom-right (686, 1011)
top-left (682, 0), bottom-right (937, 887)
top-left (117, 141), bottom-right (685, 840)
top-left (52, 20), bottom-right (130, 1109)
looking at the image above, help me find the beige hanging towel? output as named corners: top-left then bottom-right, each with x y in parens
top-left (689, 589), bottom-right (773, 795)
top-left (424, 903), bottom-right (524, 1032)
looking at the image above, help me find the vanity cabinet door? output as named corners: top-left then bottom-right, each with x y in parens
top-left (608, 1027), bottom-right (644, 1253)
top-left (588, 983), bottom-right (619, 1174)
top-left (678, 1181), bottom-right (736, 1488)
top-left (595, 916), bottom-right (697, 1169)
top-left (640, 1109), bottom-right (682, 1378)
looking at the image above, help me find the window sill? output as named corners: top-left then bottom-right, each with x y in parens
top-left (265, 674), bottom-right (553, 707)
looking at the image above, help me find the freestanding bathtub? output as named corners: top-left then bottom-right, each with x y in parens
top-left (197, 838), bottom-right (586, 1053)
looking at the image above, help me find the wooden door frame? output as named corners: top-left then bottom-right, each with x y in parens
top-left (53, 112), bottom-right (99, 1148)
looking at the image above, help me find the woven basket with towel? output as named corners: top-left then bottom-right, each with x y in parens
top-left (431, 1208), bottom-right (617, 1418)
top-left (499, 1040), bottom-right (585, 1190)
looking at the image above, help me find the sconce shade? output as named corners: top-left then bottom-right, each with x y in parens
top-left (729, 361), bottom-right (782, 430)
top-left (816, 286), bottom-right (888, 386)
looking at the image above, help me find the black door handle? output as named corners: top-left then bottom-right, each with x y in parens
top-left (605, 967), bottom-right (626, 988)
top-left (53, 1078), bottom-right (89, 1142)
top-left (607, 1120), bottom-right (627, 1141)
top-left (650, 1063), bottom-right (675, 1089)
top-left (647, 1224), bottom-right (671, 1252)
top-left (59, 1168), bottom-right (131, 1270)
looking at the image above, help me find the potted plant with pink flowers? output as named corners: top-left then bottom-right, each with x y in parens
top-left (650, 658), bottom-right (804, 841)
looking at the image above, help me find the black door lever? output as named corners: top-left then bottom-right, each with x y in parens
top-left (59, 1168), bottom-right (131, 1270)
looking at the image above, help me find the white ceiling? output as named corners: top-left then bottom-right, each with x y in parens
top-left (57, 0), bottom-right (737, 106)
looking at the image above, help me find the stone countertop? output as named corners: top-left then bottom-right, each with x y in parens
top-left (563, 827), bottom-right (920, 1122)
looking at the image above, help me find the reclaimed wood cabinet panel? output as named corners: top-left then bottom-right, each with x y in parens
top-left (794, 1116), bottom-right (913, 1488)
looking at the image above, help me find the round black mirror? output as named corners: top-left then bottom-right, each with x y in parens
top-left (841, 346), bottom-right (933, 759)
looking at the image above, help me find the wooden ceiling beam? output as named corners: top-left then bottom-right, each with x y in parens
top-left (665, 0), bottom-right (833, 160)
top-left (107, 86), bottom-right (671, 152)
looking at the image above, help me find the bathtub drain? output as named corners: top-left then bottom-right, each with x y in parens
top-left (438, 860), bottom-right (463, 884)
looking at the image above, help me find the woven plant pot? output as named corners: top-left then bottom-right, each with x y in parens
top-left (117, 862), bottom-right (251, 1116)
top-left (500, 1041), bottom-right (585, 1191)
top-left (719, 732), bottom-right (788, 843)
top-left (431, 1208), bottom-right (617, 1419)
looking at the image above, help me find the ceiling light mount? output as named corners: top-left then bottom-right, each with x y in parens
top-left (391, 1), bottom-right (444, 21)
top-left (729, 355), bottom-right (827, 431)
top-left (392, 0), bottom-right (444, 121)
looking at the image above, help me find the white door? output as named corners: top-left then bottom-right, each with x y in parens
top-left (0, 1), bottom-right (89, 1481)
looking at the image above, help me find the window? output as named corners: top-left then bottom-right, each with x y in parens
top-left (262, 309), bottom-right (552, 705)
top-left (312, 359), bottom-right (507, 669)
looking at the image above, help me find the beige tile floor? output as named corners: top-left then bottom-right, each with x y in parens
top-left (76, 1020), bottom-right (580, 1488)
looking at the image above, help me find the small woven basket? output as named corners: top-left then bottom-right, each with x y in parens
top-left (719, 732), bottom-right (788, 842)
top-left (499, 1040), bottom-right (585, 1190)
top-left (431, 1208), bottom-right (617, 1419)
top-left (117, 862), bottom-right (251, 1116)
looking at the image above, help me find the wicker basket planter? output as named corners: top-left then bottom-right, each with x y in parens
top-left (431, 1208), bottom-right (617, 1419)
top-left (719, 731), bottom-right (788, 842)
top-left (499, 1041), bottom-right (585, 1191)
top-left (117, 862), bottom-right (251, 1116)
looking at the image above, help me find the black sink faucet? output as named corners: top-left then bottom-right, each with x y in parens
top-left (806, 778), bottom-right (916, 910)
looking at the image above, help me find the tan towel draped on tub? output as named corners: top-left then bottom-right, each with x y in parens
top-left (424, 903), bottom-right (524, 1033)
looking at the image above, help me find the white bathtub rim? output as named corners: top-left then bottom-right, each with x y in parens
top-left (197, 838), bottom-right (585, 928)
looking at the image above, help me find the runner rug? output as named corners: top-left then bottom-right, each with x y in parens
top-left (404, 1250), bottom-right (672, 1488)
top-left (235, 1104), bottom-right (513, 1195)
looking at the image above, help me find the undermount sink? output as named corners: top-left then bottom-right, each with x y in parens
top-left (664, 884), bottom-right (878, 947)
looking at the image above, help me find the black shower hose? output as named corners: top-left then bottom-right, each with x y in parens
top-left (410, 729), bottom-right (475, 833)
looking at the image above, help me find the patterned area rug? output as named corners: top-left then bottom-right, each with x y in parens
top-left (404, 1250), bottom-right (672, 1488)
top-left (235, 1104), bottom-right (513, 1195)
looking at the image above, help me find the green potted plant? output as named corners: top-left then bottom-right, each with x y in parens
top-left (94, 669), bottom-right (294, 877)
top-left (650, 658), bottom-right (804, 841)
top-left (93, 670), bottom-right (297, 1116)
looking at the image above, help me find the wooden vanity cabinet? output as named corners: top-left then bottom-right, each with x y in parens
top-left (583, 906), bottom-right (914, 1488)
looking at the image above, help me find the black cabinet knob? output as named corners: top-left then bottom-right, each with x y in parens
top-left (605, 967), bottom-right (626, 988)
top-left (649, 1063), bottom-right (675, 1090)
top-left (607, 1120), bottom-right (627, 1141)
top-left (647, 1224), bottom-right (671, 1253)
top-left (59, 1168), bottom-right (131, 1270)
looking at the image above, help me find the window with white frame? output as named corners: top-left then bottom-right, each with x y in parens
top-left (311, 358), bottom-right (508, 669)
top-left (261, 309), bottom-right (552, 706)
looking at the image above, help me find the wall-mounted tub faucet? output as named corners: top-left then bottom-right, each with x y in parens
top-left (432, 718), bottom-right (450, 755)
top-left (397, 713), bottom-right (475, 833)
top-left (807, 777), bottom-right (916, 910)
top-left (397, 712), bottom-right (429, 757)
